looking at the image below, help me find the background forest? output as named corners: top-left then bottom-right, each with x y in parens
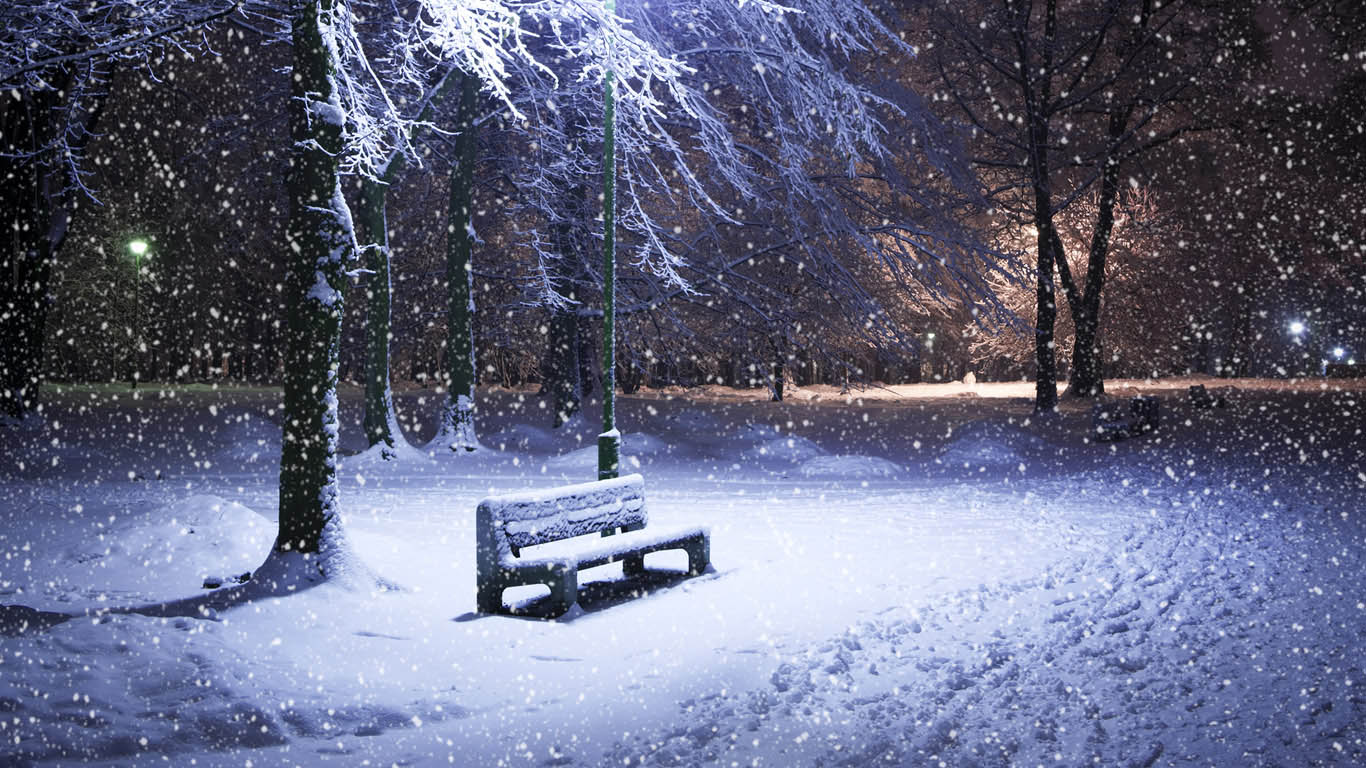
top-left (4, 0), bottom-right (1363, 420)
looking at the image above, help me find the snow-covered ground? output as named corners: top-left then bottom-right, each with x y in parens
top-left (2, 378), bottom-right (1364, 767)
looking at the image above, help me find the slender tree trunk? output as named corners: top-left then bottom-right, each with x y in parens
top-left (357, 178), bottom-right (403, 456)
top-left (1065, 115), bottom-right (1127, 397)
top-left (1023, 1), bottom-right (1063, 413)
top-left (576, 314), bottom-right (596, 400)
top-left (434, 73), bottom-right (480, 452)
top-left (1032, 216), bottom-right (1060, 412)
top-left (547, 308), bottom-right (582, 427)
top-left (273, 0), bottom-right (361, 570)
top-left (356, 65), bottom-right (457, 455)
top-left (1027, 160), bottom-right (1061, 411)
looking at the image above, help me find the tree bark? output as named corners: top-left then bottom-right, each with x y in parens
top-left (1064, 110), bottom-right (1128, 398)
top-left (275, 0), bottom-right (357, 560)
top-left (0, 69), bottom-right (95, 420)
top-left (357, 177), bottom-right (403, 456)
top-left (435, 73), bottom-right (480, 452)
top-left (1026, 0), bottom-right (1060, 413)
top-left (547, 308), bottom-right (582, 427)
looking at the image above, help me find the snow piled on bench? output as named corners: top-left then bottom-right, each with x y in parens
top-left (482, 473), bottom-right (648, 548)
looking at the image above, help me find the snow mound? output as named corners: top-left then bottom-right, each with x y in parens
top-left (741, 435), bottom-right (827, 463)
top-left (64, 495), bottom-right (273, 593)
top-left (485, 424), bottom-right (560, 453)
top-left (938, 420), bottom-right (1045, 468)
top-left (343, 437), bottom-right (431, 468)
top-left (797, 454), bottom-right (903, 478)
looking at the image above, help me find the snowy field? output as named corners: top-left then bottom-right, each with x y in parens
top-left (2, 377), bottom-right (1364, 767)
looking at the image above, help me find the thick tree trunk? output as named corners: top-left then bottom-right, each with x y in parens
top-left (434, 73), bottom-right (481, 452)
top-left (273, 0), bottom-right (361, 573)
top-left (357, 178), bottom-right (403, 456)
top-left (0, 75), bottom-right (86, 421)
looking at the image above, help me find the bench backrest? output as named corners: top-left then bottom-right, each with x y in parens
top-left (477, 474), bottom-right (648, 558)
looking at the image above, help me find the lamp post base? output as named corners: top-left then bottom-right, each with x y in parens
top-left (597, 430), bottom-right (621, 481)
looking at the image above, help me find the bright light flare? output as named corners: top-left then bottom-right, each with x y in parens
top-left (128, 239), bottom-right (148, 257)
top-left (1288, 321), bottom-right (1306, 336)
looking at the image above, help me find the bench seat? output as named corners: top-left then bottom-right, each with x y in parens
top-left (510, 525), bottom-right (710, 574)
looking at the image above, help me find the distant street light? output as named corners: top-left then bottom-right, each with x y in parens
top-left (1288, 320), bottom-right (1306, 336)
top-left (128, 239), bottom-right (149, 388)
top-left (1332, 347), bottom-right (1345, 359)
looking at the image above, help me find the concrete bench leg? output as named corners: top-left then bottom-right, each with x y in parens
top-left (476, 580), bottom-right (504, 614)
top-left (547, 566), bottom-right (579, 616)
top-left (623, 554), bottom-right (647, 577)
top-left (685, 536), bottom-right (710, 576)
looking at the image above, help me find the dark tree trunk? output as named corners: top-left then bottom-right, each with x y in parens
top-left (357, 177), bottom-right (402, 456)
top-left (0, 69), bottom-right (97, 420)
top-left (576, 314), bottom-right (596, 400)
top-left (619, 359), bottom-right (643, 394)
top-left (274, 0), bottom-right (359, 565)
top-left (1064, 112), bottom-right (1127, 398)
top-left (435, 73), bottom-right (480, 452)
top-left (1025, 0), bottom-right (1060, 414)
top-left (547, 308), bottom-right (582, 427)
top-left (1029, 185), bottom-right (1061, 412)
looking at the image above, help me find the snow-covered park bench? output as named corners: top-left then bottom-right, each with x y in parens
top-left (475, 473), bottom-right (711, 616)
top-left (1092, 395), bottom-right (1160, 441)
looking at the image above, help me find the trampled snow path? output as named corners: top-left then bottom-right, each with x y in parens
top-left (1, 380), bottom-right (1363, 766)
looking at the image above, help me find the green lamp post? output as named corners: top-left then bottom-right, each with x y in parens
top-left (598, 0), bottom-right (621, 481)
top-left (128, 238), bottom-right (149, 388)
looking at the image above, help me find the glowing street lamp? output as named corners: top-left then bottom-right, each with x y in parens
top-left (599, 0), bottom-right (620, 481)
top-left (1288, 320), bottom-right (1306, 337)
top-left (1332, 347), bottom-right (1345, 360)
top-left (128, 239), bottom-right (149, 388)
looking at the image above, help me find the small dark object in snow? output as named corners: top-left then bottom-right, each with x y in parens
top-left (1093, 396), bottom-right (1160, 441)
top-left (1189, 385), bottom-right (1229, 409)
top-left (1188, 384), bottom-right (1214, 409)
top-left (202, 571), bottom-right (253, 590)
